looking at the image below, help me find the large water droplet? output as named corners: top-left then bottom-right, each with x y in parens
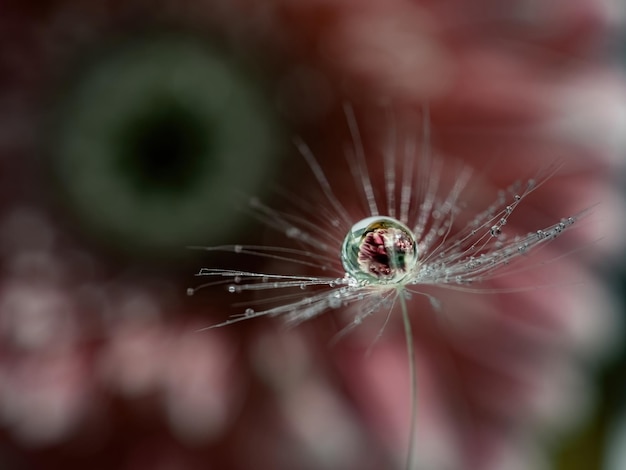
top-left (341, 216), bottom-right (418, 284)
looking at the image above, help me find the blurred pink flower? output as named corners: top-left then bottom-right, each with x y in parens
top-left (0, 1), bottom-right (624, 470)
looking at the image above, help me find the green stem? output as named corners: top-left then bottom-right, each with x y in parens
top-left (399, 288), bottom-right (417, 470)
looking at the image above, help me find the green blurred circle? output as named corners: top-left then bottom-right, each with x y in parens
top-left (51, 36), bottom-right (283, 257)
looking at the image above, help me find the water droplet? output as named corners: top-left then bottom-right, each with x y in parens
top-left (234, 245), bottom-right (243, 253)
top-left (228, 285), bottom-right (236, 293)
top-left (329, 293), bottom-right (341, 308)
top-left (490, 225), bottom-right (501, 237)
top-left (186, 288), bottom-right (194, 296)
top-left (245, 308), bottom-right (255, 316)
top-left (234, 276), bottom-right (241, 284)
top-left (341, 216), bottom-right (418, 285)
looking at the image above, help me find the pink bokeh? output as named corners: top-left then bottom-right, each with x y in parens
top-left (0, 1), bottom-right (624, 469)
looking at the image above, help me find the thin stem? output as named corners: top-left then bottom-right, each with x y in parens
top-left (399, 288), bottom-right (417, 470)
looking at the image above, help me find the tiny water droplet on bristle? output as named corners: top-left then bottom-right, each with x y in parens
top-left (186, 288), bottom-right (194, 296)
top-left (228, 285), bottom-right (236, 293)
top-left (234, 245), bottom-right (243, 253)
top-left (245, 308), bottom-right (255, 316)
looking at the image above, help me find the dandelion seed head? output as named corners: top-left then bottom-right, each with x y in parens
top-left (192, 110), bottom-right (590, 333)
